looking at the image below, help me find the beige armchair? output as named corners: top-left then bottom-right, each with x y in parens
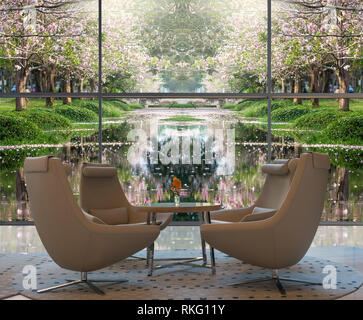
top-left (80, 162), bottom-right (173, 263)
top-left (80, 162), bottom-right (173, 228)
top-left (24, 156), bottom-right (160, 295)
top-left (201, 152), bottom-right (330, 294)
top-left (210, 157), bottom-right (300, 223)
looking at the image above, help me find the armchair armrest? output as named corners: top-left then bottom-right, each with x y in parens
top-left (200, 221), bottom-right (277, 269)
top-left (241, 210), bottom-right (276, 222)
top-left (209, 206), bottom-right (253, 222)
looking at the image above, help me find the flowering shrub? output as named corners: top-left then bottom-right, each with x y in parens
top-left (324, 116), bottom-right (363, 144)
top-left (271, 106), bottom-right (310, 122)
top-left (14, 110), bottom-right (71, 130)
top-left (0, 114), bottom-right (41, 144)
top-left (54, 106), bottom-right (98, 122)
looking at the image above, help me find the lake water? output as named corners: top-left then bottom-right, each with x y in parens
top-left (0, 108), bottom-right (361, 223)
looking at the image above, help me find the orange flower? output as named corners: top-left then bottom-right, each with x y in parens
top-left (171, 177), bottom-right (181, 194)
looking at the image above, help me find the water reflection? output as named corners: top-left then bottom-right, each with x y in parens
top-left (0, 110), bottom-right (361, 222)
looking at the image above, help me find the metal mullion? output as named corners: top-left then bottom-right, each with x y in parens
top-left (0, 93), bottom-right (362, 99)
top-left (98, 0), bottom-right (102, 164)
top-left (267, 0), bottom-right (272, 163)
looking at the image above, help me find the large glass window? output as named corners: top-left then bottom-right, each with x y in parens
top-left (0, 0), bottom-right (362, 224)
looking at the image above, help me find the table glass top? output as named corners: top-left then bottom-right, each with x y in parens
top-left (138, 202), bottom-right (220, 208)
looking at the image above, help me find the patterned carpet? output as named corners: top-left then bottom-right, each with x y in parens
top-left (0, 250), bottom-right (362, 300)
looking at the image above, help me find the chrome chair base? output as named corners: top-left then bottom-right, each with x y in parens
top-left (37, 272), bottom-right (127, 295)
top-left (229, 270), bottom-right (321, 295)
top-left (146, 242), bottom-right (216, 276)
top-left (145, 211), bottom-right (216, 276)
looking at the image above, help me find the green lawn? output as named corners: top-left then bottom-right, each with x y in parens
top-left (223, 99), bottom-right (363, 118)
top-left (0, 98), bottom-right (142, 145)
top-left (162, 115), bottom-right (204, 122)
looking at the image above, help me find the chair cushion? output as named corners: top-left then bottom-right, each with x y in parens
top-left (24, 155), bottom-right (53, 173)
top-left (82, 166), bottom-right (117, 178)
top-left (241, 207), bottom-right (277, 222)
top-left (89, 207), bottom-right (129, 225)
top-left (261, 163), bottom-right (289, 175)
top-left (82, 210), bottom-right (105, 225)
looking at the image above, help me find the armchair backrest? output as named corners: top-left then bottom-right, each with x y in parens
top-left (271, 152), bottom-right (330, 267)
top-left (255, 158), bottom-right (299, 210)
top-left (80, 162), bottom-right (131, 213)
top-left (24, 156), bottom-right (92, 270)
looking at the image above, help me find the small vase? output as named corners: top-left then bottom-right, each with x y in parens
top-left (174, 194), bottom-right (180, 206)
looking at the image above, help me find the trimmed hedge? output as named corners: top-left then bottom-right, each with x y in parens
top-left (221, 103), bottom-right (237, 109)
top-left (271, 106), bottom-right (310, 122)
top-left (126, 103), bottom-right (144, 109)
top-left (0, 114), bottom-right (41, 143)
top-left (294, 110), bottom-right (360, 130)
top-left (240, 100), bottom-right (292, 117)
top-left (13, 110), bottom-right (71, 130)
top-left (324, 115), bottom-right (363, 144)
top-left (167, 103), bottom-right (198, 108)
top-left (54, 105), bottom-right (98, 122)
top-left (294, 110), bottom-right (338, 129)
top-left (80, 101), bottom-right (123, 117)
top-left (99, 122), bottom-right (131, 142)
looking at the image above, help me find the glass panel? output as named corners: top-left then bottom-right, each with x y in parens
top-left (102, 97), bottom-right (272, 222)
top-left (270, 1), bottom-right (363, 222)
top-left (0, 0), bottom-right (98, 101)
top-left (269, 94), bottom-right (363, 223)
top-left (102, 0), bottom-right (267, 94)
top-left (271, 0), bottom-right (363, 99)
top-left (0, 97), bottom-right (101, 222)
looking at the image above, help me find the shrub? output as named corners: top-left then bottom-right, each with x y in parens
top-left (167, 103), bottom-right (198, 108)
top-left (0, 114), bottom-right (41, 143)
top-left (98, 122), bottom-right (131, 142)
top-left (13, 110), bottom-right (71, 130)
top-left (106, 100), bottom-right (133, 111)
top-left (324, 115), bottom-right (363, 144)
top-left (293, 110), bottom-right (359, 130)
top-left (240, 100), bottom-right (291, 117)
top-left (221, 103), bottom-right (237, 109)
top-left (54, 106), bottom-right (98, 122)
top-left (80, 101), bottom-right (123, 117)
top-left (271, 106), bottom-right (310, 122)
top-left (126, 103), bottom-right (144, 109)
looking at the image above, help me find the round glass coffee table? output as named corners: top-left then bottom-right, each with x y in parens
top-left (136, 202), bottom-right (221, 276)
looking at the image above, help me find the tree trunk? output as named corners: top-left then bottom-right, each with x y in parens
top-left (323, 69), bottom-right (331, 93)
top-left (16, 169), bottom-right (27, 202)
top-left (281, 79), bottom-right (288, 93)
top-left (62, 71), bottom-right (72, 105)
top-left (78, 78), bottom-right (84, 93)
top-left (70, 79), bottom-right (75, 93)
top-left (293, 75), bottom-right (302, 105)
top-left (45, 65), bottom-right (56, 107)
top-left (335, 167), bottom-right (349, 221)
top-left (1, 69), bottom-right (5, 93)
top-left (15, 65), bottom-right (28, 111)
top-left (309, 68), bottom-right (320, 107)
top-left (90, 78), bottom-right (96, 92)
top-left (34, 69), bottom-right (43, 93)
top-left (89, 78), bottom-right (96, 100)
top-left (336, 66), bottom-right (350, 111)
top-left (16, 168), bottom-right (29, 221)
